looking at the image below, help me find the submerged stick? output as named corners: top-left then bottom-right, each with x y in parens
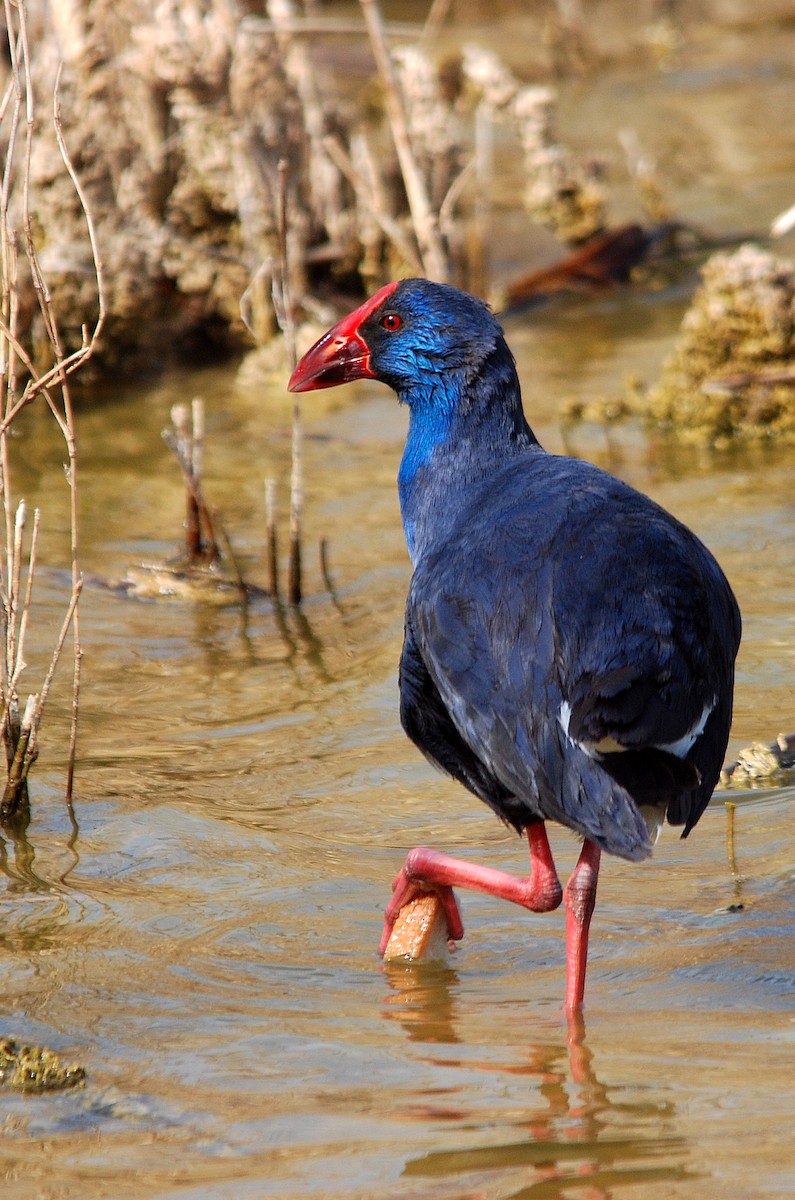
top-left (383, 893), bottom-right (449, 962)
top-left (265, 478), bottom-right (280, 599)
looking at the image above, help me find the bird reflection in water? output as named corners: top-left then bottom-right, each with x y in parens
top-left (381, 963), bottom-right (688, 1198)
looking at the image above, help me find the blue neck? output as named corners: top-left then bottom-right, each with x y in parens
top-left (397, 346), bottom-right (538, 564)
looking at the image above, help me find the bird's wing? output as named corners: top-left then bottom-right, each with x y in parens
top-left (406, 461), bottom-right (739, 857)
top-left (408, 548), bottom-right (655, 859)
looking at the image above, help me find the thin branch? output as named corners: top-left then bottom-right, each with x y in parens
top-left (31, 577), bottom-right (84, 734)
top-left (169, 403), bottom-right (204, 560)
top-left (242, 14), bottom-right (421, 37)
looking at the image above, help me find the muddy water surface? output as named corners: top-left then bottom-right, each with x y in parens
top-left (3, 11), bottom-right (795, 1200)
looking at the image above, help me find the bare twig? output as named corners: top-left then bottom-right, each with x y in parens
top-left (270, 0), bottom-right (335, 217)
top-left (0, 576), bottom-right (82, 818)
top-left (1, 692), bottom-right (35, 816)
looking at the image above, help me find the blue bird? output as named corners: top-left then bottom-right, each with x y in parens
top-left (288, 278), bottom-right (741, 1010)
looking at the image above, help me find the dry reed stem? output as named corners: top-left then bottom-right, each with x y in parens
top-left (169, 403), bottom-right (203, 560)
top-left (288, 400), bottom-right (302, 606)
top-left (269, 0), bottom-right (342, 241)
top-left (419, 0), bottom-right (453, 48)
top-left (162, 402), bottom-right (249, 597)
top-left (322, 135), bottom-right (422, 273)
top-left (269, 156), bottom-right (303, 607)
top-left (163, 401), bottom-right (221, 564)
top-left (359, 0), bottom-right (447, 282)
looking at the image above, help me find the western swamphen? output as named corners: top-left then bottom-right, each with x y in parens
top-left (288, 278), bottom-right (741, 1010)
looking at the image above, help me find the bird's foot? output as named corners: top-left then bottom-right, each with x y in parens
top-left (379, 850), bottom-right (464, 955)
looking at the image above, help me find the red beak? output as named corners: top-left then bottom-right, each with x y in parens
top-left (287, 281), bottom-right (399, 393)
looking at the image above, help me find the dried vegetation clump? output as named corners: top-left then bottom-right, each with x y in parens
top-left (23, 0), bottom-right (307, 371)
top-left (647, 245), bottom-right (795, 446)
top-left (12, 0), bottom-right (663, 377)
top-left (21, 0), bottom-right (472, 373)
top-left (0, 1037), bottom-right (85, 1091)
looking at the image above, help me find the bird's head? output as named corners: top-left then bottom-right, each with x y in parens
top-left (289, 279), bottom-right (536, 562)
top-left (288, 278), bottom-right (508, 405)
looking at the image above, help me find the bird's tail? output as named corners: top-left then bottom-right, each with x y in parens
top-left (563, 744), bottom-right (700, 861)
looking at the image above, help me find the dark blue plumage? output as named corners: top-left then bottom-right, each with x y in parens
top-left (289, 277), bottom-right (741, 1009)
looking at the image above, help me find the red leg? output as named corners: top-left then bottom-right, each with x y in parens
top-left (379, 822), bottom-right (563, 955)
top-left (563, 839), bottom-right (601, 1011)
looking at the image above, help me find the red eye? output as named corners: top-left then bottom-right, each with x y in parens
top-left (380, 312), bottom-right (402, 331)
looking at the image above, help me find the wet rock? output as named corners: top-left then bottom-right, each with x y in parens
top-left (719, 732), bottom-right (795, 788)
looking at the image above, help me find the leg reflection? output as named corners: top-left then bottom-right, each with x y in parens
top-left (381, 964), bottom-right (687, 1199)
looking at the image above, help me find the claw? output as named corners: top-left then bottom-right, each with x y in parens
top-left (379, 865), bottom-right (464, 956)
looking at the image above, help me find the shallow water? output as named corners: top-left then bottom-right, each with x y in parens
top-left (3, 9), bottom-right (795, 1199)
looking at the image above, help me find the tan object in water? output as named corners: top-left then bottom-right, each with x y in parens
top-left (382, 893), bottom-right (449, 962)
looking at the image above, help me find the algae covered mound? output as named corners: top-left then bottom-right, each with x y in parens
top-left (0, 1037), bottom-right (85, 1092)
top-left (648, 244), bottom-right (795, 445)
